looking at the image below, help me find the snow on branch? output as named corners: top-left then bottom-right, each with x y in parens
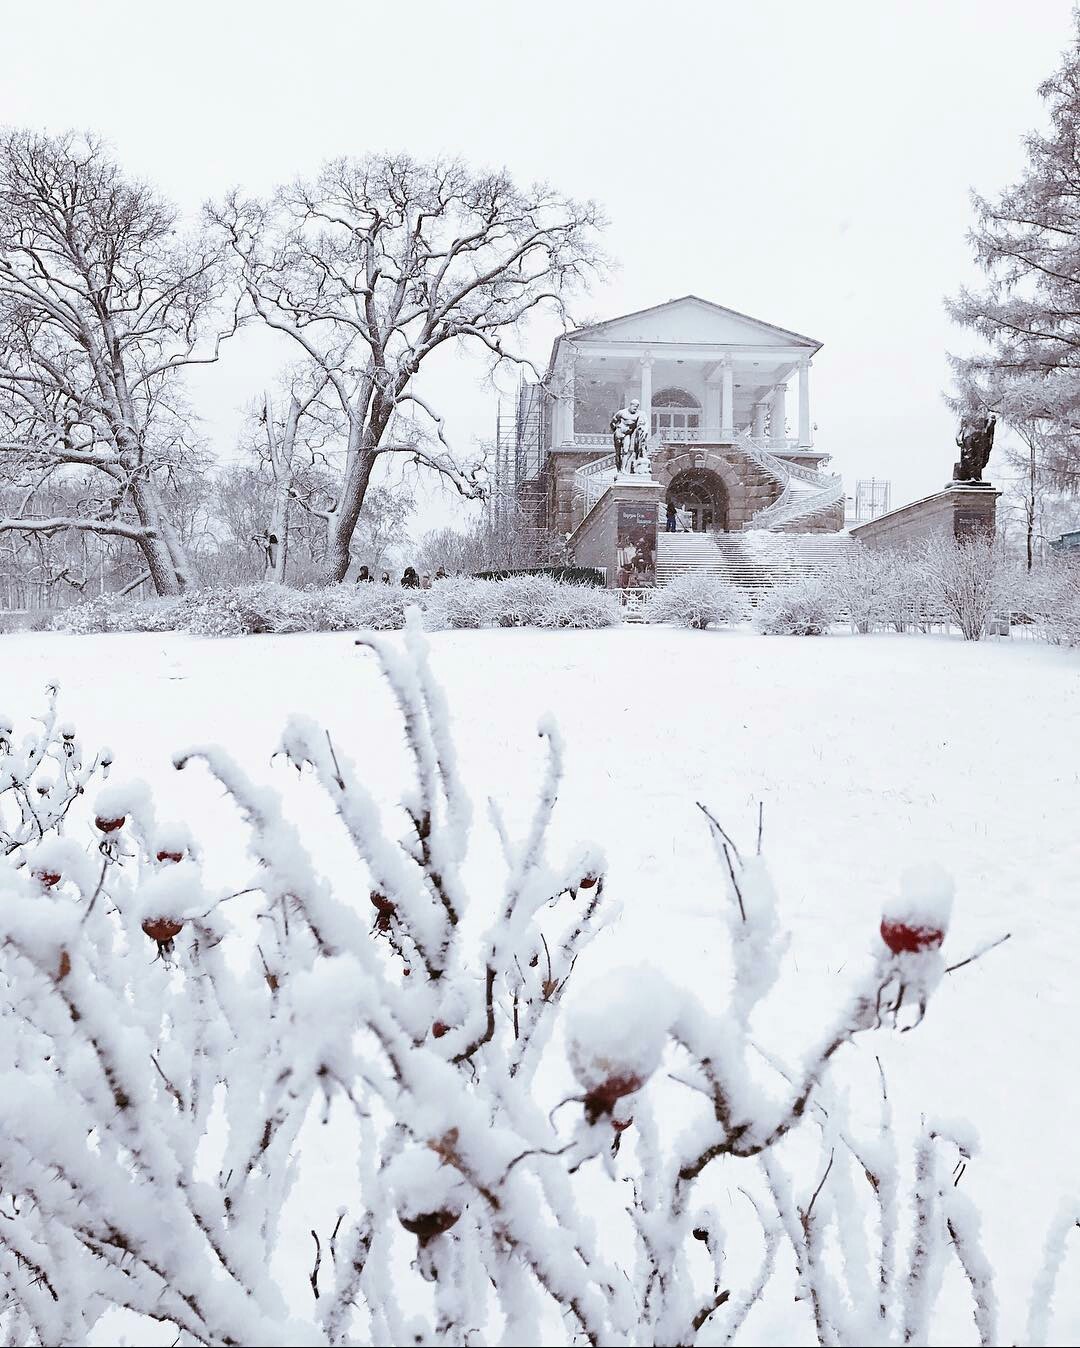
top-left (0, 622), bottom-right (1062, 1345)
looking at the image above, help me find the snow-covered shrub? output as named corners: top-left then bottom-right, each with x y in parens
top-left (755, 577), bottom-right (839, 635)
top-left (184, 585), bottom-right (283, 636)
top-left (422, 575), bottom-right (494, 629)
top-left (829, 543), bottom-right (894, 633)
top-left (1020, 559), bottom-right (1080, 645)
top-left (485, 574), bottom-right (561, 627)
top-left (922, 534), bottom-right (1016, 641)
top-left (0, 685), bottom-right (113, 857)
top-left (538, 580), bottom-right (620, 629)
top-left (49, 593), bottom-right (127, 634)
top-left (880, 545), bottom-right (935, 632)
top-left (646, 572), bottom-right (749, 629)
top-left (0, 617), bottom-right (1046, 1347)
top-left (0, 610), bottom-right (54, 634)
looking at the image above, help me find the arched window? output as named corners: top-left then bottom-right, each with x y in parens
top-left (652, 387), bottom-right (701, 438)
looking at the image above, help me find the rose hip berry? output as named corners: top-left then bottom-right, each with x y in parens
top-left (142, 917), bottom-right (184, 947)
top-left (95, 815), bottom-right (126, 834)
top-left (584, 1072), bottom-right (642, 1124)
top-left (880, 919), bottom-right (945, 956)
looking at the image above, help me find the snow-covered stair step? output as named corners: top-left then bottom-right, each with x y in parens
top-left (655, 531), bottom-right (851, 591)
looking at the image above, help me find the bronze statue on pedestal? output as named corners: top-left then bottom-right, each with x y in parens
top-left (953, 413), bottom-right (996, 483)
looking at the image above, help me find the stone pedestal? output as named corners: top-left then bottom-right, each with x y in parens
top-left (567, 477), bottom-right (663, 587)
top-left (849, 482), bottom-right (1000, 551)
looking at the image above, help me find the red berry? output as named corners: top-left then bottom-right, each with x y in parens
top-left (32, 869), bottom-right (62, 889)
top-left (579, 874), bottom-right (598, 889)
top-left (156, 849), bottom-right (184, 864)
top-left (880, 918), bottom-right (945, 955)
top-left (95, 815), bottom-right (125, 834)
top-left (142, 917), bottom-right (184, 945)
top-left (402, 965), bottom-right (411, 977)
top-left (432, 1021), bottom-right (450, 1039)
top-left (370, 890), bottom-right (395, 916)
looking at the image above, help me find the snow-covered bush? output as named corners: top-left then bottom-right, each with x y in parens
top-left (755, 578), bottom-right (839, 635)
top-left (829, 543), bottom-right (894, 633)
top-left (646, 572), bottom-right (749, 629)
top-left (49, 593), bottom-right (128, 634)
top-left (536, 580), bottom-right (619, 629)
top-left (922, 534), bottom-right (1016, 641)
top-left (184, 585), bottom-right (284, 636)
top-left (0, 617), bottom-right (1049, 1346)
top-left (421, 575), bottom-right (494, 629)
top-left (1019, 559), bottom-right (1080, 646)
top-left (485, 574), bottom-right (563, 627)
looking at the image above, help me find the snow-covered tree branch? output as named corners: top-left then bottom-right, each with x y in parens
top-left (0, 617), bottom-right (1061, 1345)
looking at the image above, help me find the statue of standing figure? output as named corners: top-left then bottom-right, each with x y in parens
top-left (953, 413), bottom-right (996, 483)
top-left (610, 399), bottom-right (648, 474)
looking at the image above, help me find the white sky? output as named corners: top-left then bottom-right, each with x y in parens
top-left (2, 0), bottom-right (1075, 533)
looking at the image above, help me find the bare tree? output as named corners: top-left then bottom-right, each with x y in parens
top-left (0, 131), bottom-right (235, 595)
top-left (212, 156), bottom-right (604, 583)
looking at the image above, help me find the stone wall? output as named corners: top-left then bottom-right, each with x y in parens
top-left (545, 449), bottom-right (600, 537)
top-left (849, 484), bottom-right (999, 551)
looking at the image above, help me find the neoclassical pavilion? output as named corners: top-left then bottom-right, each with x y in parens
top-left (514, 296), bottom-right (846, 585)
top-left (534, 295), bottom-right (842, 540)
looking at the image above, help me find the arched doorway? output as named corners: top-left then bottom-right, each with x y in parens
top-left (666, 467), bottom-right (729, 532)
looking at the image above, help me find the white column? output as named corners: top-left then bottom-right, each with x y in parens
top-left (721, 359), bottom-right (735, 436)
top-left (639, 354), bottom-right (653, 436)
top-left (752, 402), bottom-right (768, 439)
top-left (798, 358), bottom-right (811, 445)
top-left (704, 378), bottom-right (722, 430)
top-left (770, 383), bottom-right (787, 446)
top-left (558, 384), bottom-right (574, 444)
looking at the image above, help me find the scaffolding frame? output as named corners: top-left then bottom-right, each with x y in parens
top-left (485, 373), bottom-right (550, 565)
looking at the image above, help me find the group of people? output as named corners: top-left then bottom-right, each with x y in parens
top-left (354, 566), bottom-right (448, 589)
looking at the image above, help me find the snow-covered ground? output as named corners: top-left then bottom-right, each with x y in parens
top-left (4, 625), bottom-right (1079, 1343)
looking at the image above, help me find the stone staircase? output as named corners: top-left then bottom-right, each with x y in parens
top-left (655, 530), bottom-right (852, 596)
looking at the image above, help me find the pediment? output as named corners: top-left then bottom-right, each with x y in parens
top-left (569, 296), bottom-right (820, 350)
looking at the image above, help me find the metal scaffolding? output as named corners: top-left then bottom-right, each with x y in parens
top-left (485, 375), bottom-right (549, 564)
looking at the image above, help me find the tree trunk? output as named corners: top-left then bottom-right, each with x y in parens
top-left (320, 444), bottom-right (379, 585)
top-left (128, 477), bottom-right (188, 596)
top-left (267, 484), bottom-right (290, 584)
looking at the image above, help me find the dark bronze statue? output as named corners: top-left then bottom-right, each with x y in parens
top-left (953, 413), bottom-right (996, 482)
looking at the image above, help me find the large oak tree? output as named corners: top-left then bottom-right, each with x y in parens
top-left (213, 156), bottom-right (604, 583)
top-left (0, 131), bottom-right (233, 594)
